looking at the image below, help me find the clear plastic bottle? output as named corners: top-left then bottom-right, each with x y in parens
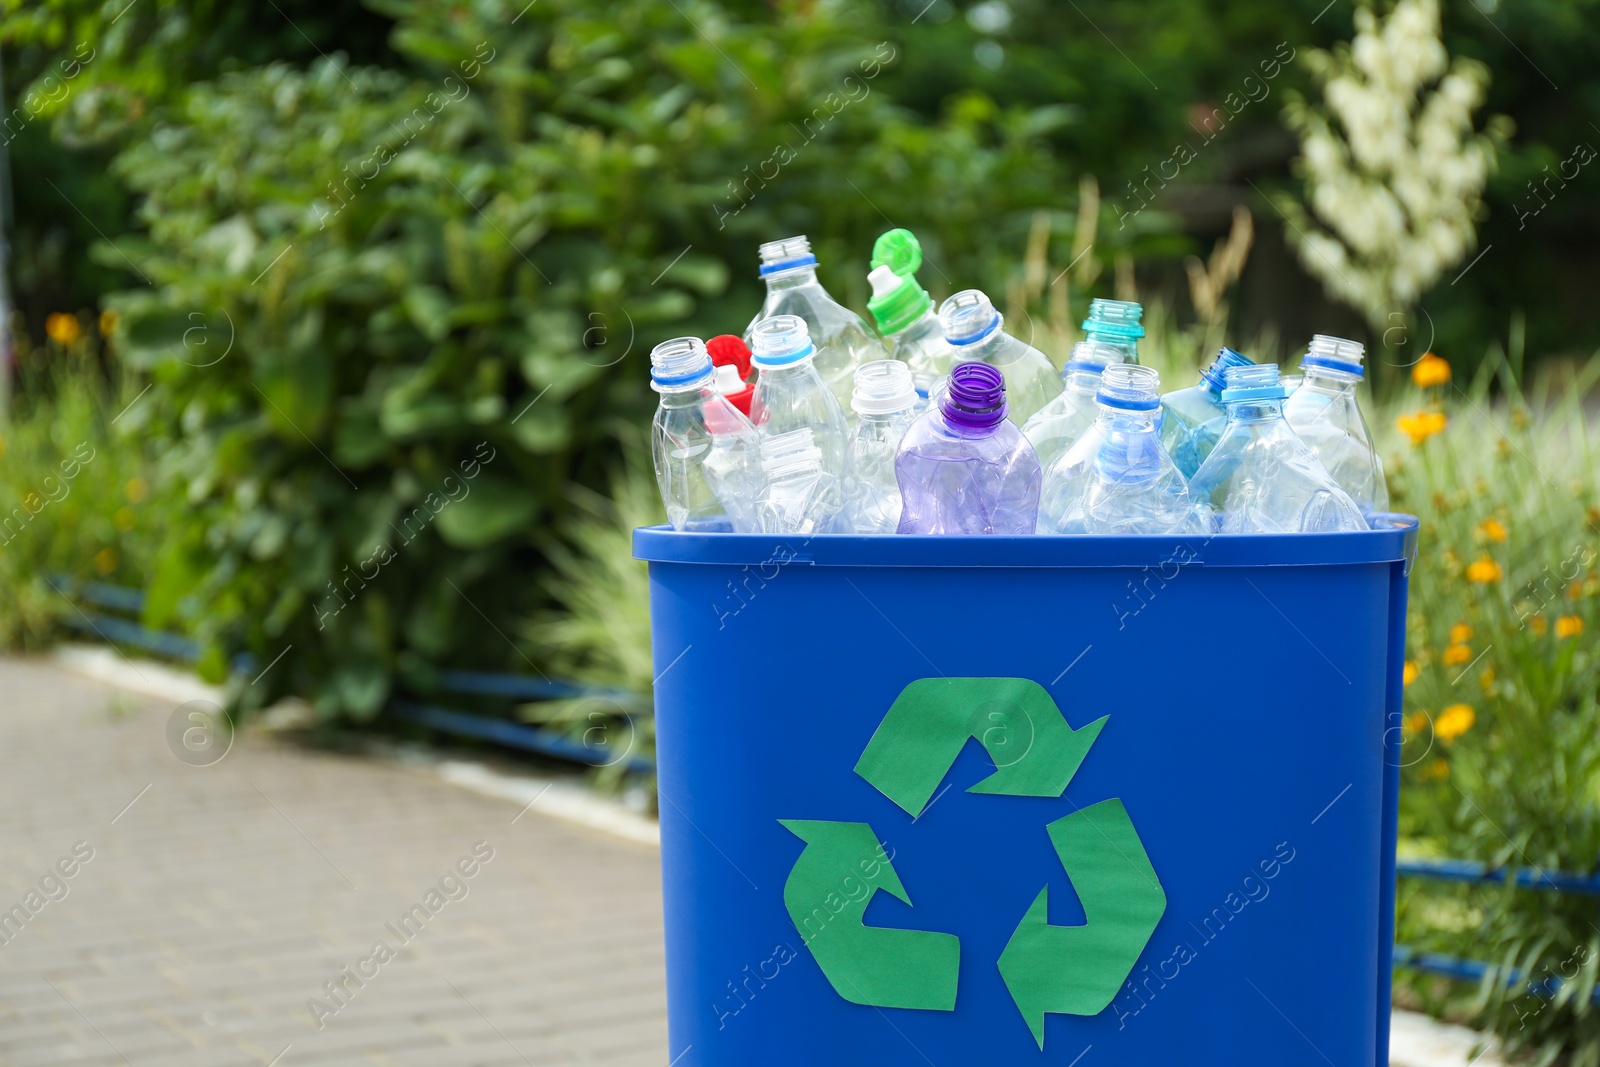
top-left (1021, 340), bottom-right (1124, 474)
top-left (865, 229), bottom-right (950, 406)
top-left (1283, 335), bottom-right (1389, 515)
top-left (839, 360), bottom-right (920, 535)
top-left (757, 428), bottom-right (841, 535)
top-left (1038, 365), bottom-right (1196, 536)
top-left (1081, 298), bottom-right (1145, 365)
top-left (748, 315), bottom-right (851, 476)
top-left (937, 289), bottom-right (1061, 425)
top-left (1159, 346), bottom-right (1256, 479)
top-left (745, 235), bottom-right (887, 411)
top-left (1188, 364), bottom-right (1369, 534)
top-left (894, 361), bottom-right (1042, 535)
top-left (649, 337), bottom-right (765, 532)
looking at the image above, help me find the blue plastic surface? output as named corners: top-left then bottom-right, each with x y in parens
top-left (636, 516), bottom-right (1418, 1065)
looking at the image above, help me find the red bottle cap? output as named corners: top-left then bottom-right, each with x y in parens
top-left (712, 364), bottom-right (755, 417)
top-left (707, 334), bottom-right (753, 381)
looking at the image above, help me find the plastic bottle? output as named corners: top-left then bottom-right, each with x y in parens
top-left (839, 360), bottom-right (920, 534)
top-left (649, 337), bottom-right (766, 532)
top-left (865, 229), bottom-right (950, 406)
top-left (1081, 298), bottom-right (1145, 365)
top-left (937, 289), bottom-right (1061, 425)
top-left (749, 315), bottom-right (851, 475)
top-left (1021, 340), bottom-right (1124, 474)
top-left (707, 334), bottom-right (755, 416)
top-left (894, 362), bottom-right (1042, 535)
top-left (745, 235), bottom-right (887, 411)
top-left (1188, 364), bottom-right (1369, 534)
top-left (1159, 346), bottom-right (1256, 479)
top-left (1038, 365), bottom-right (1196, 536)
top-left (1283, 335), bottom-right (1389, 515)
top-left (757, 428), bottom-right (841, 535)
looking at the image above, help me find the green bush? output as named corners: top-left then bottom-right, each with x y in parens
top-left (1386, 338), bottom-right (1600, 1064)
top-left (0, 334), bottom-right (170, 648)
top-left (106, 0), bottom-right (1090, 719)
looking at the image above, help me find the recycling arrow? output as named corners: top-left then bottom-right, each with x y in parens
top-left (778, 819), bottom-right (960, 1011)
top-left (998, 798), bottom-right (1167, 1049)
top-left (854, 677), bottom-right (1107, 817)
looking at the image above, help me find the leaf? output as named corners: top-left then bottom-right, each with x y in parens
top-left (434, 476), bottom-right (538, 549)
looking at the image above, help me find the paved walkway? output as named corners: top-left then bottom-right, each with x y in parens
top-left (0, 658), bottom-right (666, 1067)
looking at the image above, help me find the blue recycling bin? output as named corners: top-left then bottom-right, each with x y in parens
top-left (635, 517), bottom-right (1418, 1066)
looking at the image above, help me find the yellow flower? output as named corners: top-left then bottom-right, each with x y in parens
top-left (114, 507), bottom-right (137, 532)
top-left (1466, 557), bottom-right (1503, 583)
top-left (1404, 711), bottom-right (1430, 736)
top-left (1403, 661), bottom-right (1419, 686)
top-left (46, 313), bottom-right (82, 346)
top-left (1478, 518), bottom-right (1508, 543)
top-left (1555, 615), bottom-right (1585, 639)
top-left (1412, 353), bottom-right (1451, 388)
top-left (125, 477), bottom-right (148, 503)
top-left (93, 548), bottom-right (117, 574)
top-left (1479, 666), bottom-right (1495, 691)
top-left (1567, 581), bottom-right (1584, 601)
top-left (1530, 613), bottom-right (1548, 636)
top-left (1435, 704), bottom-right (1476, 744)
top-left (1442, 643), bottom-right (1473, 666)
top-left (1449, 623), bottom-right (1473, 644)
top-left (1397, 410), bottom-right (1448, 445)
top-left (1420, 758), bottom-right (1450, 781)
top-left (99, 308), bottom-right (120, 337)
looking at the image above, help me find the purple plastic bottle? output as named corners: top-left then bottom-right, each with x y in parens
top-left (894, 362), bottom-right (1042, 535)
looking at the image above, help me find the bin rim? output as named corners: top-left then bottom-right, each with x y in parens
top-left (633, 513), bottom-right (1419, 569)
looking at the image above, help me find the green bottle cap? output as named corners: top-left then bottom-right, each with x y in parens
top-left (867, 230), bottom-right (932, 336)
top-left (871, 228), bottom-right (923, 277)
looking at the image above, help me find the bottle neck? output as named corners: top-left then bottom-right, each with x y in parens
top-left (949, 328), bottom-right (1003, 359)
top-left (658, 381), bottom-right (715, 407)
top-left (1086, 334), bottom-right (1139, 363)
top-left (755, 358), bottom-right (818, 380)
top-left (1302, 366), bottom-right (1359, 395)
top-left (1065, 370), bottom-right (1103, 395)
top-left (1226, 399), bottom-right (1285, 423)
top-left (1097, 408), bottom-right (1160, 432)
top-left (763, 267), bottom-right (822, 294)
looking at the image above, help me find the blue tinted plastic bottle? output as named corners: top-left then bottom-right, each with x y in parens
top-left (1189, 364), bottom-right (1368, 534)
top-left (1038, 365), bottom-right (1196, 535)
top-left (1160, 347), bottom-right (1255, 478)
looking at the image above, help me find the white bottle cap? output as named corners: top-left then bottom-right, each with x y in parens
top-left (868, 264), bottom-right (902, 300)
top-left (712, 364), bottom-right (746, 395)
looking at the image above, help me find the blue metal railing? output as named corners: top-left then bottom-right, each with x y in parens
top-left (48, 575), bottom-right (653, 774)
top-left (1396, 858), bottom-right (1600, 1003)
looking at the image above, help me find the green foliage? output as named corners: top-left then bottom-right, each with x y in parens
top-left (1385, 331), bottom-right (1600, 1063)
top-left (0, 345), bottom-right (169, 649)
top-left (521, 436), bottom-right (660, 793)
top-left (105, 0), bottom-right (1086, 721)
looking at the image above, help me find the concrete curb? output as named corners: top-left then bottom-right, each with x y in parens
top-left (48, 644), bottom-right (658, 848)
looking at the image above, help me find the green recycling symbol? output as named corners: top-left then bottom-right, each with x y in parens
top-left (778, 677), bottom-right (1167, 1050)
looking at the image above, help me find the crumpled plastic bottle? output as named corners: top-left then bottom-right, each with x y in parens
top-left (1188, 363), bottom-right (1369, 534)
top-left (937, 289), bottom-right (1061, 425)
top-left (745, 235), bottom-right (887, 411)
top-left (894, 361), bottom-right (1042, 535)
top-left (1022, 339), bottom-right (1124, 474)
top-left (839, 360), bottom-right (920, 535)
top-left (1282, 334), bottom-right (1390, 516)
top-left (1038, 364), bottom-right (1197, 535)
top-left (649, 336), bottom-right (765, 532)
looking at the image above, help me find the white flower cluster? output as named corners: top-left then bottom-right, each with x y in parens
top-left (1284, 0), bottom-right (1505, 326)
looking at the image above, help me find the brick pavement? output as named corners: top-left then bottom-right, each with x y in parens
top-left (0, 658), bottom-right (667, 1067)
